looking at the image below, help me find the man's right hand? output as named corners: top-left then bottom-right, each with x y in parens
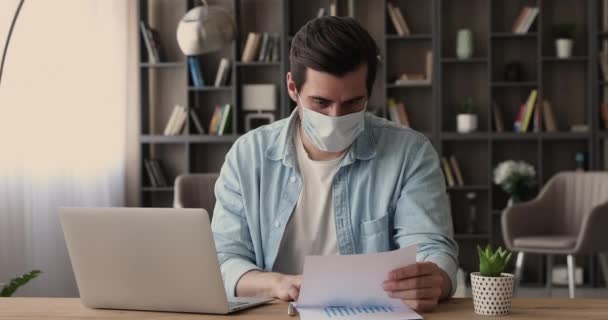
top-left (236, 270), bottom-right (302, 301)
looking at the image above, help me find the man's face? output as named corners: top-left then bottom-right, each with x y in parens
top-left (287, 63), bottom-right (368, 118)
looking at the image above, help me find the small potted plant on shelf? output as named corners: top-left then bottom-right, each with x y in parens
top-left (1, 270), bottom-right (42, 297)
top-left (456, 97), bottom-right (478, 133)
top-left (553, 22), bottom-right (576, 58)
top-left (471, 245), bottom-right (514, 316)
top-left (493, 160), bottom-right (536, 207)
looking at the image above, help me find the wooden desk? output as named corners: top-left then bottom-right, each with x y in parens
top-left (1, 298), bottom-right (607, 319)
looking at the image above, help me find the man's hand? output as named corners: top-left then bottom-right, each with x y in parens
top-left (271, 274), bottom-right (302, 301)
top-left (382, 262), bottom-right (451, 312)
top-left (236, 271), bottom-right (302, 301)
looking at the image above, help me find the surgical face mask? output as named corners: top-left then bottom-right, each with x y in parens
top-left (297, 93), bottom-right (366, 152)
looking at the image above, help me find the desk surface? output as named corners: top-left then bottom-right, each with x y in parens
top-left (1, 298), bottom-right (607, 319)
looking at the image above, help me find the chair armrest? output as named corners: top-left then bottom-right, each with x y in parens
top-left (501, 197), bottom-right (553, 251)
top-left (575, 202), bottom-right (608, 254)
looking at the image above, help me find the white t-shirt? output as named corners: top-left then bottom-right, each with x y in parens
top-left (272, 121), bottom-right (343, 275)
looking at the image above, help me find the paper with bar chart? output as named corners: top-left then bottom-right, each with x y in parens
top-left (295, 245), bottom-right (422, 320)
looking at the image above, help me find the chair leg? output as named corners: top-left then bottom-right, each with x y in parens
top-left (599, 253), bottom-right (608, 288)
top-left (514, 252), bottom-right (525, 294)
top-left (546, 254), bottom-right (553, 297)
top-left (567, 255), bottom-right (576, 299)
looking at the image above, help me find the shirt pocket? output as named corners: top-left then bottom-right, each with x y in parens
top-left (360, 213), bottom-right (390, 253)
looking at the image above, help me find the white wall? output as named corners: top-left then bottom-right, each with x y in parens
top-left (0, 0), bottom-right (132, 297)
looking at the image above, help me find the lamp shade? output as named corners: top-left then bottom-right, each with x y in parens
top-left (176, 3), bottom-right (236, 56)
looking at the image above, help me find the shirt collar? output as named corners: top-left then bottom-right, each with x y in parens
top-left (265, 109), bottom-right (377, 167)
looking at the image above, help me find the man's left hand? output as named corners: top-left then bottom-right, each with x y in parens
top-left (382, 261), bottom-right (451, 312)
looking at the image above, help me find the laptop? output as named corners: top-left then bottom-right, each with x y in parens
top-left (59, 207), bottom-right (272, 314)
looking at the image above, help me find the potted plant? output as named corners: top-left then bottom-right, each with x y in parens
top-left (1, 270), bottom-right (42, 297)
top-left (493, 160), bottom-right (536, 207)
top-left (553, 23), bottom-right (576, 58)
top-left (456, 97), bottom-right (478, 133)
top-left (471, 245), bottom-right (514, 316)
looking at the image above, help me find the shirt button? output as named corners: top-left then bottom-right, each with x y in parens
top-left (290, 176), bottom-right (296, 183)
top-left (274, 221), bottom-right (280, 228)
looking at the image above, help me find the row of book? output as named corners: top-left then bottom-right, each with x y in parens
top-left (387, 98), bottom-right (411, 128)
top-left (144, 159), bottom-right (169, 188)
top-left (188, 57), bottom-right (232, 88)
top-left (316, 3), bottom-right (337, 18)
top-left (441, 155), bottom-right (465, 188)
top-left (492, 91), bottom-right (559, 133)
top-left (140, 21), bottom-right (162, 63)
top-left (511, 6), bottom-right (539, 34)
top-left (241, 32), bottom-right (280, 63)
top-left (163, 104), bottom-right (232, 136)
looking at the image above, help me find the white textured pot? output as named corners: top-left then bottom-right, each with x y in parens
top-left (471, 272), bottom-right (515, 316)
top-left (556, 39), bottom-right (573, 58)
top-left (456, 114), bottom-right (478, 133)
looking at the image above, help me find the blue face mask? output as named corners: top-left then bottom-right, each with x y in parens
top-left (297, 93), bottom-right (367, 152)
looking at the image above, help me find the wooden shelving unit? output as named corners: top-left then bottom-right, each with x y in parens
top-left (138, 0), bottom-right (606, 287)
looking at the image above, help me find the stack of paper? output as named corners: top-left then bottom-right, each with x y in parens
top-left (296, 245), bottom-right (422, 320)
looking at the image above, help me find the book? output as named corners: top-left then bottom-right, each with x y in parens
top-left (492, 100), bottom-right (505, 133)
top-left (144, 159), bottom-right (159, 187)
top-left (425, 51), bottom-right (433, 82)
top-left (600, 50), bottom-right (608, 81)
top-left (516, 7), bottom-right (539, 34)
top-left (270, 34), bottom-right (280, 62)
top-left (190, 109), bottom-right (205, 134)
top-left (514, 103), bottom-right (526, 132)
top-left (441, 157), bottom-right (455, 188)
top-left (387, 99), bottom-right (401, 124)
top-left (449, 155), bottom-right (465, 187)
top-left (214, 58), bottom-right (231, 87)
top-left (542, 99), bottom-right (558, 132)
top-left (520, 89), bottom-right (538, 132)
top-left (163, 105), bottom-right (180, 136)
top-left (241, 32), bottom-right (261, 62)
top-left (387, 2), bottom-right (407, 36)
top-left (208, 105), bottom-right (223, 135)
top-left (146, 27), bottom-right (162, 62)
top-left (602, 102), bottom-right (608, 129)
top-left (188, 57), bottom-right (204, 87)
top-left (218, 104), bottom-right (233, 135)
top-left (533, 99), bottom-right (542, 132)
top-left (169, 105), bottom-right (187, 135)
top-left (396, 102), bottom-right (411, 128)
top-left (258, 32), bottom-right (270, 61)
top-left (150, 159), bottom-right (168, 187)
top-left (511, 7), bottom-right (530, 33)
top-left (391, 2), bottom-right (411, 36)
top-left (139, 21), bottom-right (158, 63)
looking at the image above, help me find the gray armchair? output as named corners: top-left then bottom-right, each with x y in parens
top-left (173, 173), bottom-right (219, 219)
top-left (502, 172), bottom-right (608, 298)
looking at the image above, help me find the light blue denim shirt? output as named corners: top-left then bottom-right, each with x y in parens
top-left (211, 110), bottom-right (459, 297)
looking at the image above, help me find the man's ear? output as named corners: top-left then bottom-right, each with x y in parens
top-left (286, 72), bottom-right (298, 103)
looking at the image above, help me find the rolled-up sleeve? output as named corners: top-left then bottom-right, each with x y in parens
top-left (211, 145), bottom-right (261, 297)
top-left (393, 139), bottom-right (459, 296)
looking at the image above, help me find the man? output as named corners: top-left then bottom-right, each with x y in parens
top-left (211, 16), bottom-right (458, 312)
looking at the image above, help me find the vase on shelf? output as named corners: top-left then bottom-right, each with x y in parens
top-left (456, 29), bottom-right (474, 59)
top-left (506, 195), bottom-right (520, 208)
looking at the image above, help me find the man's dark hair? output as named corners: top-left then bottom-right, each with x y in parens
top-left (290, 16), bottom-right (380, 96)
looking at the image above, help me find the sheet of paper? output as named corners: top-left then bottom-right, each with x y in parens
top-left (298, 305), bottom-right (422, 320)
top-left (297, 245), bottom-right (418, 309)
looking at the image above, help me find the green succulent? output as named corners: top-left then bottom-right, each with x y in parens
top-left (478, 245), bottom-right (512, 277)
top-left (553, 23), bottom-right (576, 39)
top-left (455, 97), bottom-right (477, 114)
top-left (1, 270), bottom-right (42, 297)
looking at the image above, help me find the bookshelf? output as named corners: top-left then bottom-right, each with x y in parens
top-left (138, 0), bottom-right (605, 287)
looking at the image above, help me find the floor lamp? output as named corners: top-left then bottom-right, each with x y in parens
top-left (0, 0), bottom-right (25, 87)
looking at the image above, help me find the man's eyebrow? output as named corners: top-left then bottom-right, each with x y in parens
top-left (308, 95), bottom-right (365, 102)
